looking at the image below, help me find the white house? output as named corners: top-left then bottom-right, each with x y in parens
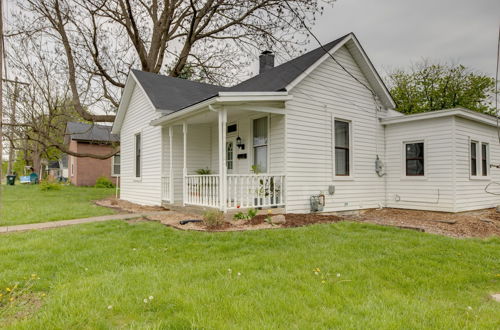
top-left (111, 33), bottom-right (500, 214)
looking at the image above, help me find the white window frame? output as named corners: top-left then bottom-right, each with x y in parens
top-left (111, 153), bottom-right (121, 177)
top-left (134, 132), bottom-right (142, 180)
top-left (469, 137), bottom-right (490, 180)
top-left (401, 139), bottom-right (427, 180)
top-left (251, 115), bottom-right (270, 173)
top-left (333, 118), bottom-right (353, 180)
top-left (481, 142), bottom-right (490, 177)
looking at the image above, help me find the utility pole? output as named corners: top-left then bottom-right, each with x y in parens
top-left (7, 77), bottom-right (18, 175)
top-left (0, 0), bottom-right (3, 183)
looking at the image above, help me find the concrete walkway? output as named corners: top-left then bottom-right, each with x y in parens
top-left (0, 211), bottom-right (170, 234)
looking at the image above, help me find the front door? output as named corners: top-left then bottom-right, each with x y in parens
top-left (226, 139), bottom-right (235, 174)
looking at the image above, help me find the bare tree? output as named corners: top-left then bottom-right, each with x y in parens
top-left (6, 0), bottom-right (332, 158)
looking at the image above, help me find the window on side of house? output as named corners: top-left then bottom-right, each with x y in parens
top-left (112, 153), bottom-right (121, 176)
top-left (405, 142), bottom-right (424, 176)
top-left (253, 117), bottom-right (268, 173)
top-left (334, 120), bottom-right (350, 176)
top-left (481, 143), bottom-right (489, 176)
top-left (470, 141), bottom-right (478, 176)
top-left (135, 133), bottom-right (141, 178)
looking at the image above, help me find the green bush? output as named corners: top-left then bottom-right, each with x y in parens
top-left (195, 168), bottom-right (212, 175)
top-left (232, 208), bottom-right (258, 221)
top-left (203, 210), bottom-right (225, 228)
top-left (39, 180), bottom-right (62, 191)
top-left (95, 176), bottom-right (115, 188)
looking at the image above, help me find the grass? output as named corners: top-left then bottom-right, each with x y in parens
top-left (0, 184), bottom-right (116, 226)
top-left (0, 220), bottom-right (498, 328)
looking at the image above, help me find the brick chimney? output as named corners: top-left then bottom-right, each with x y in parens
top-left (259, 50), bottom-right (275, 73)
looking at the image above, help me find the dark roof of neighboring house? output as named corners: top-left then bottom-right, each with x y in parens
top-left (66, 122), bottom-right (119, 143)
top-left (131, 34), bottom-right (349, 112)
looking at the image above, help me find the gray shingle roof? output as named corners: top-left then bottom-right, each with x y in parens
top-left (131, 70), bottom-right (229, 111)
top-left (227, 35), bottom-right (348, 92)
top-left (66, 122), bottom-right (119, 143)
top-left (131, 34), bottom-right (349, 112)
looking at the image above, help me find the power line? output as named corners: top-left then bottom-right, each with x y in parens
top-left (284, 0), bottom-right (377, 97)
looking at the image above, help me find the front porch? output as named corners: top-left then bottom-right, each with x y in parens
top-left (155, 93), bottom-right (288, 212)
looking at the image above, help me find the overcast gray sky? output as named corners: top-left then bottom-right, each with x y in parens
top-left (303, 0), bottom-right (500, 77)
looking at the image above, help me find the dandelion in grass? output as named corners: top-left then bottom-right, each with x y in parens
top-left (237, 272), bottom-right (241, 276)
top-left (108, 305), bottom-right (113, 310)
top-left (149, 296), bottom-right (154, 300)
top-left (467, 306), bottom-right (473, 310)
top-left (143, 298), bottom-right (148, 303)
top-left (337, 273), bottom-right (341, 277)
top-left (6, 288), bottom-right (11, 292)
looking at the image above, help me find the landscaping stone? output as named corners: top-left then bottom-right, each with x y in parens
top-left (491, 293), bottom-right (500, 302)
top-left (271, 215), bottom-right (286, 224)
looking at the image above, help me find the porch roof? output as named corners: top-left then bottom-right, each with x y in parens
top-left (150, 92), bottom-right (291, 126)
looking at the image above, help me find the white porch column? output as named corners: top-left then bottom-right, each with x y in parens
top-left (182, 121), bottom-right (187, 206)
top-left (169, 126), bottom-right (174, 203)
top-left (218, 109), bottom-right (227, 211)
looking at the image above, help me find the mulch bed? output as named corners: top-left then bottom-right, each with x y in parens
top-left (352, 208), bottom-right (500, 238)
top-left (249, 213), bottom-right (342, 228)
top-left (96, 198), bottom-right (500, 238)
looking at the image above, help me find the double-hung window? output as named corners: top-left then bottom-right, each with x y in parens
top-left (253, 117), bottom-right (268, 173)
top-left (112, 154), bottom-right (121, 176)
top-left (405, 142), bottom-right (424, 176)
top-left (470, 141), bottom-right (478, 176)
top-left (471, 141), bottom-right (489, 177)
top-left (335, 120), bottom-right (350, 176)
top-left (135, 133), bottom-right (141, 178)
top-left (481, 143), bottom-right (489, 176)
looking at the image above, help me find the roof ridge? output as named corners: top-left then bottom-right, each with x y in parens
top-left (131, 69), bottom-right (225, 89)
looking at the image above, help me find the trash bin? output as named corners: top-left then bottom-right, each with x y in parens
top-left (6, 175), bottom-right (16, 185)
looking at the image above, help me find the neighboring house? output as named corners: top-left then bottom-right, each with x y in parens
top-left (66, 122), bottom-right (120, 186)
top-left (45, 154), bottom-right (68, 181)
top-left (112, 32), bottom-right (500, 213)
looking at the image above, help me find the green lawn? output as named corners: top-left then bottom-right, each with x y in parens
top-left (0, 184), bottom-right (116, 226)
top-left (0, 221), bottom-right (498, 328)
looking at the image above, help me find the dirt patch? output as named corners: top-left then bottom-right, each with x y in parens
top-left (351, 208), bottom-right (500, 238)
top-left (0, 293), bottom-right (44, 325)
top-left (95, 198), bottom-right (167, 213)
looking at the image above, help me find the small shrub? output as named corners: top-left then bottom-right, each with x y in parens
top-left (232, 208), bottom-right (258, 221)
top-left (247, 208), bottom-right (258, 219)
top-left (203, 210), bottom-right (225, 228)
top-left (95, 176), bottom-right (115, 188)
top-left (233, 212), bottom-right (248, 220)
top-left (195, 168), bottom-right (212, 175)
top-left (39, 180), bottom-right (62, 191)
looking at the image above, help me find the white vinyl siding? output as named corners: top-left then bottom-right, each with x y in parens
top-left (454, 117), bottom-right (500, 212)
top-left (385, 117), bottom-right (455, 212)
top-left (120, 83), bottom-right (163, 205)
top-left (285, 45), bottom-right (387, 213)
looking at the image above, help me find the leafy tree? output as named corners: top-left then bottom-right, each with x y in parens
top-left (387, 61), bottom-right (496, 115)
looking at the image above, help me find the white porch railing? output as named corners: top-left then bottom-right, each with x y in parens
top-left (227, 174), bottom-right (285, 209)
top-left (161, 176), bottom-right (171, 202)
top-left (185, 175), bottom-right (220, 207)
